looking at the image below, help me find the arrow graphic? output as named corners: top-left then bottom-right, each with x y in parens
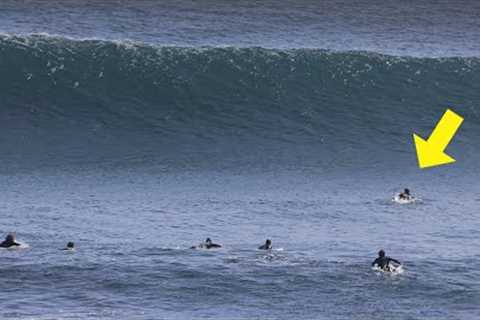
top-left (413, 109), bottom-right (463, 169)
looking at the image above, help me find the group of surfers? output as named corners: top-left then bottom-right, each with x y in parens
top-left (2, 189), bottom-right (413, 272)
top-left (0, 234), bottom-right (401, 272)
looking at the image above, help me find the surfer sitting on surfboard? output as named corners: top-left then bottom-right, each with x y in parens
top-left (398, 188), bottom-right (412, 200)
top-left (372, 249), bottom-right (401, 271)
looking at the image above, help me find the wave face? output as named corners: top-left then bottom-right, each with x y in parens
top-left (1, 35), bottom-right (479, 174)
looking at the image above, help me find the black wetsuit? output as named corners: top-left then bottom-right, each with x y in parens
top-left (372, 256), bottom-right (401, 269)
top-left (0, 240), bottom-right (20, 248)
top-left (193, 242), bottom-right (222, 249)
top-left (399, 193), bottom-right (410, 200)
top-left (205, 243), bottom-right (221, 249)
top-left (258, 244), bottom-right (272, 250)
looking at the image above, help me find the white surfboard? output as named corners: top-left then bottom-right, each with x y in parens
top-left (392, 194), bottom-right (416, 204)
top-left (373, 263), bottom-right (404, 274)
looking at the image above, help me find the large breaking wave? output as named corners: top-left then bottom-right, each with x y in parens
top-left (0, 34), bottom-right (479, 173)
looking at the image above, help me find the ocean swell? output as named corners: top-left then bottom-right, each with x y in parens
top-left (0, 34), bottom-right (479, 173)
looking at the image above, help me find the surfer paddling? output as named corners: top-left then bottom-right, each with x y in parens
top-left (372, 249), bottom-right (402, 271)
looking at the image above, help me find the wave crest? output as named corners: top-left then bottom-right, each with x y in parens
top-left (0, 34), bottom-right (479, 171)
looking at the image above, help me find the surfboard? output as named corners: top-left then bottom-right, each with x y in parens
top-left (373, 263), bottom-right (404, 274)
top-left (392, 194), bottom-right (416, 204)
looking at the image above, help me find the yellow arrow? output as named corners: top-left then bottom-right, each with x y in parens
top-left (413, 109), bottom-right (463, 169)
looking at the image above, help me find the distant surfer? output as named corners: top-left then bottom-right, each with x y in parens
top-left (62, 242), bottom-right (75, 251)
top-left (398, 188), bottom-right (412, 200)
top-left (191, 238), bottom-right (222, 249)
top-left (372, 249), bottom-right (402, 271)
top-left (0, 233), bottom-right (21, 248)
top-left (258, 239), bottom-right (272, 250)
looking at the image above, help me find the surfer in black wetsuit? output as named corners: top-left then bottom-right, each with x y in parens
top-left (0, 234), bottom-right (21, 248)
top-left (258, 239), bottom-right (272, 250)
top-left (62, 242), bottom-right (75, 251)
top-left (191, 238), bottom-right (222, 249)
top-left (398, 188), bottom-right (411, 200)
top-left (372, 250), bottom-right (401, 270)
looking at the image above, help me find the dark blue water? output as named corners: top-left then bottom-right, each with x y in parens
top-left (0, 1), bottom-right (479, 319)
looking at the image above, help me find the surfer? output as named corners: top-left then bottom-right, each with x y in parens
top-left (398, 188), bottom-right (412, 200)
top-left (0, 233), bottom-right (21, 248)
top-left (62, 242), bottom-right (75, 251)
top-left (372, 249), bottom-right (401, 271)
top-left (258, 239), bottom-right (272, 250)
top-left (191, 238), bottom-right (222, 249)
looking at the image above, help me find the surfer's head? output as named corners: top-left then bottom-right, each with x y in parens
top-left (205, 238), bottom-right (212, 245)
top-left (378, 249), bottom-right (385, 257)
top-left (66, 242), bottom-right (75, 249)
top-left (404, 188), bottom-right (410, 195)
top-left (266, 239), bottom-right (272, 246)
top-left (5, 234), bottom-right (15, 242)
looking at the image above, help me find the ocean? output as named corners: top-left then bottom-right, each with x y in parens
top-left (0, 1), bottom-right (479, 319)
